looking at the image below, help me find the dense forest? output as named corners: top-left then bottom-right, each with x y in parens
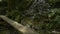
top-left (0, 0), bottom-right (60, 34)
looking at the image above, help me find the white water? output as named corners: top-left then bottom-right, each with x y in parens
top-left (22, 0), bottom-right (50, 30)
top-left (27, 0), bottom-right (50, 18)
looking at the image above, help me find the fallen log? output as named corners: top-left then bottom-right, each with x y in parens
top-left (0, 15), bottom-right (39, 34)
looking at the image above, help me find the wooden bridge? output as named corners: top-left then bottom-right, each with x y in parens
top-left (0, 15), bottom-right (39, 34)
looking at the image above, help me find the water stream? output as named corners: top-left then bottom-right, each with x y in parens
top-left (21, 0), bottom-right (50, 31)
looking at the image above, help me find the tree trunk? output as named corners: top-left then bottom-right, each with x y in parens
top-left (0, 15), bottom-right (39, 34)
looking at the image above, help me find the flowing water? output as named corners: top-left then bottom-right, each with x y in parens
top-left (21, 0), bottom-right (50, 31)
top-left (25, 0), bottom-right (50, 18)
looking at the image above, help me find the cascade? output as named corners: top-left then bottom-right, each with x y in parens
top-left (26, 0), bottom-right (50, 18)
top-left (21, 0), bottom-right (50, 31)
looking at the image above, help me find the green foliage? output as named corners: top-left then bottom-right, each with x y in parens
top-left (0, 0), bottom-right (60, 34)
top-left (48, 0), bottom-right (60, 7)
top-left (48, 8), bottom-right (60, 31)
top-left (48, 0), bottom-right (60, 3)
top-left (15, 0), bottom-right (32, 11)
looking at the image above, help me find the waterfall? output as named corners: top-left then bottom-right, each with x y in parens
top-left (21, 0), bottom-right (50, 31)
top-left (26, 0), bottom-right (50, 18)
top-left (29, 0), bottom-right (45, 9)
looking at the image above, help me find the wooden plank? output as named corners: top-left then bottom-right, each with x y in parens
top-left (0, 15), bottom-right (39, 34)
